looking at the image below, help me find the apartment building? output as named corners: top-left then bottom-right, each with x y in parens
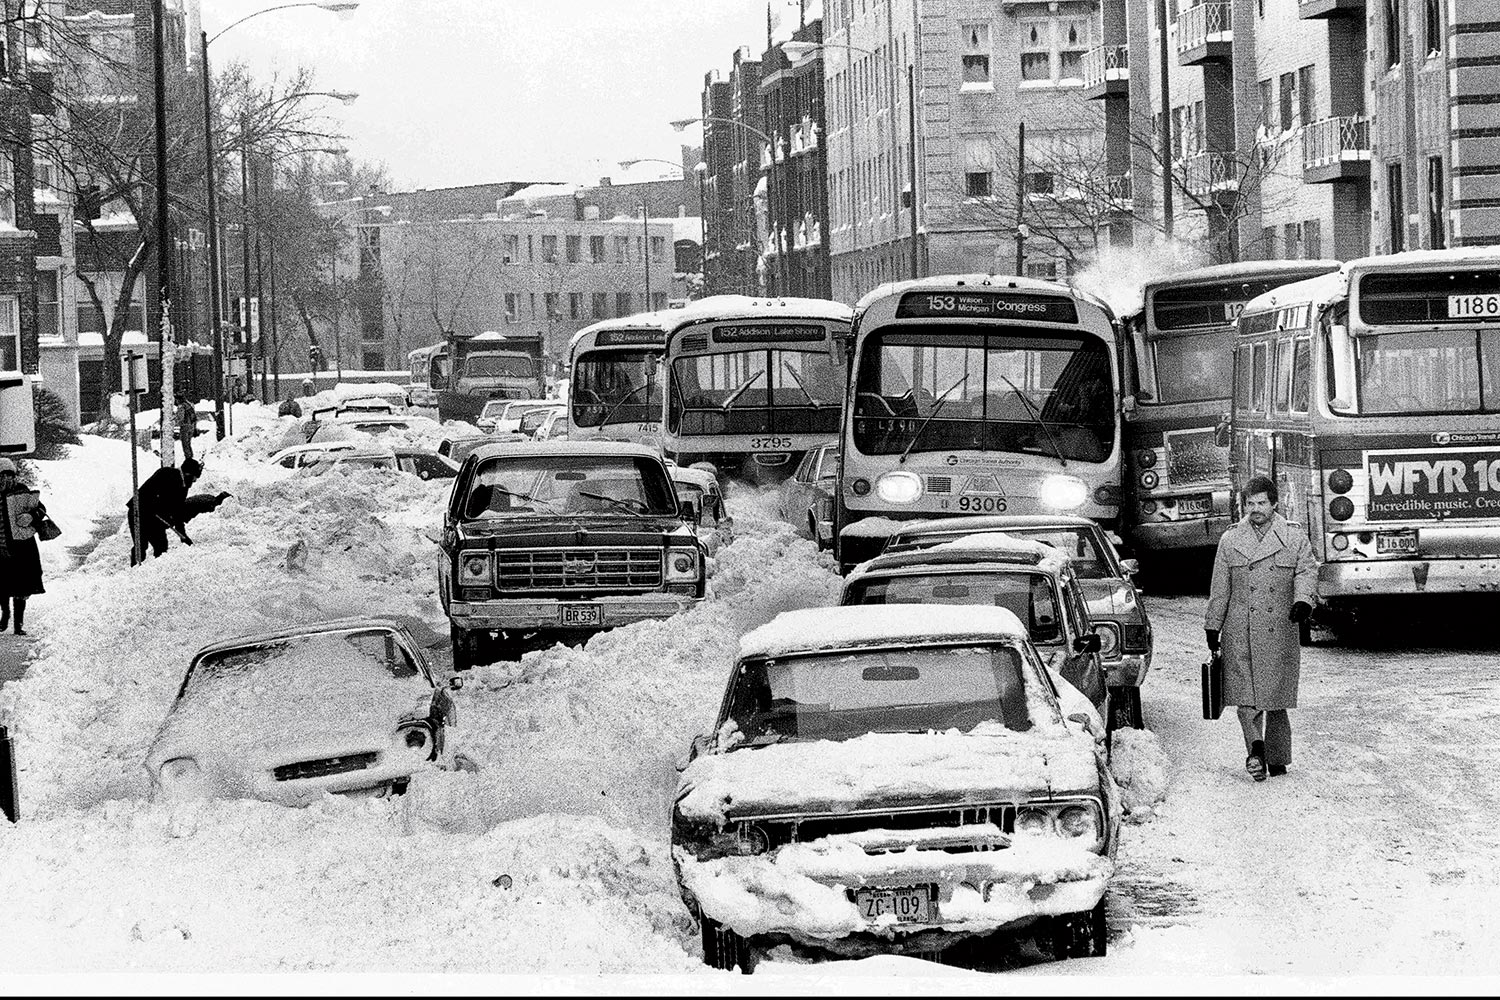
top-left (702, 69), bottom-right (759, 295)
top-left (760, 17), bottom-right (833, 299)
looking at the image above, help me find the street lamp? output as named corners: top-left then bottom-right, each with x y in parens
top-left (619, 157), bottom-right (688, 310)
top-left (671, 116), bottom-right (788, 295)
top-left (201, 3), bottom-right (361, 436)
top-left (781, 40), bottom-right (920, 281)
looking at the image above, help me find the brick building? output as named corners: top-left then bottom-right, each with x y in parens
top-left (0, 1), bottom-right (41, 386)
top-left (760, 16), bottom-right (832, 298)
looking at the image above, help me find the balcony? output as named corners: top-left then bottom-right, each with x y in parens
top-left (1298, 0), bottom-right (1364, 18)
top-left (1180, 151), bottom-right (1240, 197)
top-left (1176, 2), bottom-right (1232, 66)
top-left (1108, 173), bottom-right (1134, 212)
top-left (790, 116), bottom-right (820, 156)
top-left (1302, 115), bottom-right (1371, 184)
top-left (1082, 44), bottom-right (1129, 100)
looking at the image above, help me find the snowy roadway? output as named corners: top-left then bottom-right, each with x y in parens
top-left (2, 415), bottom-right (1499, 983)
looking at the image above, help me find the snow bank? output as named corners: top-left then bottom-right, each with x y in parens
top-left (1108, 728), bottom-right (1170, 824)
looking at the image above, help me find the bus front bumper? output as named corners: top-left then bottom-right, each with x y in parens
top-left (1319, 558), bottom-right (1500, 599)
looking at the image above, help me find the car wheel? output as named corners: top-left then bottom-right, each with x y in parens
top-left (450, 623), bottom-right (478, 671)
top-left (1051, 897), bottom-right (1108, 960)
top-left (1107, 686), bottom-right (1143, 731)
top-left (700, 916), bottom-right (756, 973)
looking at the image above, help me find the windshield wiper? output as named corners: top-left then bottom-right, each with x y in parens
top-left (991, 371), bottom-right (1068, 469)
top-left (595, 381), bottom-right (650, 426)
top-left (780, 359), bottom-right (820, 408)
top-left (899, 374), bottom-right (970, 465)
top-left (488, 484), bottom-right (564, 512)
top-left (720, 370), bottom-right (766, 411)
top-left (576, 491), bottom-right (650, 518)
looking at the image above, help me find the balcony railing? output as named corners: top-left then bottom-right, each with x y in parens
top-left (1176, 2), bottom-right (1232, 61)
top-left (1082, 44), bottom-right (1129, 92)
top-left (1302, 114), bottom-right (1372, 183)
top-left (1180, 151), bottom-right (1240, 196)
top-left (790, 117), bottom-right (820, 156)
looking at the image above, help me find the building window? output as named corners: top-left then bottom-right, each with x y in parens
top-left (960, 22), bottom-right (991, 89)
top-left (1428, 156), bottom-right (1446, 249)
top-left (1020, 20), bottom-right (1052, 83)
top-left (541, 234), bottom-right (558, 262)
top-left (592, 292), bottom-right (608, 318)
top-left (1058, 17), bottom-right (1088, 83)
top-left (1424, 0), bottom-right (1441, 57)
top-left (590, 235), bottom-right (606, 263)
top-left (76, 301), bottom-right (105, 335)
top-left (545, 292), bottom-right (561, 318)
top-left (1297, 66), bottom-right (1315, 130)
top-left (1304, 219), bottom-right (1323, 258)
top-left (503, 234), bottom-right (519, 263)
top-left (964, 137), bottom-right (994, 198)
top-left (569, 292), bottom-right (583, 319)
top-left (1025, 260), bottom-right (1063, 280)
top-left (615, 291), bottom-right (633, 317)
top-left (1284, 222), bottom-right (1304, 259)
top-left (504, 293), bottom-right (519, 322)
top-left (1020, 16), bottom-right (1088, 86)
top-left (650, 235), bottom-right (666, 261)
top-left (0, 295), bottom-right (18, 370)
top-left (615, 236), bottom-right (629, 263)
top-left (566, 235), bottom-right (582, 263)
top-left (1278, 71), bottom-right (1297, 132)
top-left (1385, 0), bottom-right (1401, 69)
top-left (37, 270), bottom-right (60, 340)
top-left (0, 153), bottom-right (14, 226)
top-left (1258, 79), bottom-right (1274, 131)
top-left (1027, 170), bottom-right (1054, 196)
top-left (1261, 227), bottom-right (1277, 258)
top-left (1387, 163), bottom-right (1406, 252)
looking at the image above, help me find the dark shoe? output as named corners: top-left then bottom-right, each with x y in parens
top-left (1246, 739), bottom-right (1267, 782)
top-left (1268, 764), bottom-right (1287, 777)
top-left (13, 628), bottom-right (27, 637)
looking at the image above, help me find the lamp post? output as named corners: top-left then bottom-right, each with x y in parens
top-left (618, 157), bottom-right (687, 309)
top-left (782, 40), bottom-right (920, 281)
top-left (670, 116), bottom-right (786, 295)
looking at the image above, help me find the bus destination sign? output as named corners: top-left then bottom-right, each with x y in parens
top-left (712, 324), bottom-right (827, 344)
top-left (595, 329), bottom-right (667, 347)
top-left (1358, 270), bottom-right (1500, 325)
top-left (896, 292), bottom-right (1079, 324)
top-left (1366, 447), bottom-right (1500, 521)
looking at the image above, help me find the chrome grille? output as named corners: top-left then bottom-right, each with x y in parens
top-left (273, 751), bottom-right (378, 782)
top-left (1165, 428), bottom-right (1227, 485)
top-left (925, 475), bottom-right (953, 494)
top-left (494, 546), bottom-right (663, 591)
top-left (757, 805), bottom-right (1016, 851)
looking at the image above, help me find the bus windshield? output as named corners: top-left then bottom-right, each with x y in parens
top-left (466, 354), bottom-right (535, 379)
top-left (1355, 328), bottom-right (1500, 414)
top-left (1149, 331), bottom-right (1235, 404)
top-left (852, 329), bottom-right (1114, 460)
top-left (671, 348), bottom-right (843, 434)
top-left (571, 350), bottom-right (664, 426)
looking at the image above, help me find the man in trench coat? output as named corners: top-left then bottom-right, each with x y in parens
top-left (1205, 475), bottom-right (1318, 781)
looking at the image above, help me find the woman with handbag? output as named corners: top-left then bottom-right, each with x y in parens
top-left (0, 457), bottom-right (51, 637)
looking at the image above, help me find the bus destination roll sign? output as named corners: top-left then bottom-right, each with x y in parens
top-left (896, 292), bottom-right (1079, 324)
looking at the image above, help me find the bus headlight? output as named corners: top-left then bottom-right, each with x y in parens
top-left (1039, 474), bottom-right (1088, 510)
top-left (1139, 470), bottom-right (1159, 489)
top-left (875, 471), bottom-right (923, 504)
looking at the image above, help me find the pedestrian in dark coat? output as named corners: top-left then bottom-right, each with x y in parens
top-left (175, 395), bottom-right (197, 462)
top-left (0, 458), bottom-right (45, 635)
top-left (1205, 475), bottom-right (1318, 781)
top-left (127, 459), bottom-right (202, 566)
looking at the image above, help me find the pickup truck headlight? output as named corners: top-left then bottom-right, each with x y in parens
top-left (665, 548), bottom-right (700, 582)
top-left (459, 552), bottom-right (491, 584)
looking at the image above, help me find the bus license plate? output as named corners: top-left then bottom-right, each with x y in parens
top-left (1377, 533), bottom-right (1417, 554)
top-left (855, 886), bottom-right (933, 923)
top-left (1450, 294), bottom-right (1500, 319)
top-left (559, 604), bottom-right (603, 627)
top-left (1178, 496), bottom-right (1212, 516)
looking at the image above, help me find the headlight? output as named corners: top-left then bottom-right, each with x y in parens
top-left (1093, 623), bottom-right (1121, 658)
top-left (875, 471), bottom-right (923, 504)
top-left (460, 552), bottom-right (491, 583)
top-left (1039, 474), bottom-right (1088, 510)
top-left (157, 757), bottom-right (204, 796)
top-left (665, 548), bottom-right (700, 582)
top-left (702, 823), bottom-right (770, 858)
top-left (1138, 470), bottom-right (1159, 489)
top-left (398, 721), bottom-right (436, 760)
top-left (1330, 533), bottom-right (1350, 551)
top-left (1057, 804), bottom-right (1100, 841)
top-left (1015, 807), bottom-right (1052, 835)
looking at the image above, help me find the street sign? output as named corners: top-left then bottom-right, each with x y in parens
top-left (0, 371), bottom-right (36, 455)
top-left (236, 297), bottom-right (261, 345)
top-left (122, 350), bottom-right (149, 394)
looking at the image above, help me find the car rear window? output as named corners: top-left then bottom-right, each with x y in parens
top-left (846, 571), bottom-right (1063, 644)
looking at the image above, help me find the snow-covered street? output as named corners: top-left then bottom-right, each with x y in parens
top-left (3, 423), bottom-right (1500, 981)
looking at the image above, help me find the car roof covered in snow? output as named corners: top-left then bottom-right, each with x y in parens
top-left (189, 616), bottom-right (426, 663)
top-left (849, 532), bottom-right (1072, 579)
top-left (738, 604), bottom-right (1028, 661)
top-left (466, 439), bottom-right (665, 463)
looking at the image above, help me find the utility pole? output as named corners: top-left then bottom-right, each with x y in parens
top-left (642, 201), bottom-right (652, 309)
top-left (1157, 0), bottom-right (1174, 237)
top-left (1014, 122), bottom-right (1027, 274)
top-left (240, 114), bottom-right (253, 408)
top-left (200, 30), bottom-right (226, 439)
top-left (151, 0), bottom-right (176, 468)
top-left (907, 64), bottom-right (919, 280)
top-left (253, 156), bottom-right (267, 401)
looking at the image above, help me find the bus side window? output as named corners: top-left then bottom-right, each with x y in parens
top-left (1274, 338), bottom-right (1294, 413)
top-left (1235, 345), bottom-right (1253, 415)
top-left (1251, 342), bottom-right (1268, 411)
top-left (1290, 338), bottom-right (1311, 413)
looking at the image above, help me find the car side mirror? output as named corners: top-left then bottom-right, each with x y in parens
top-left (1074, 633), bottom-right (1102, 655)
top-left (677, 733), bottom-right (713, 772)
top-left (448, 675), bottom-right (464, 691)
top-left (1119, 557), bottom-right (1139, 576)
top-left (679, 499), bottom-right (702, 525)
top-left (1213, 414), bottom-right (1231, 448)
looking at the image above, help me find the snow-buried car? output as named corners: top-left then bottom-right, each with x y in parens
top-left (439, 441), bottom-right (706, 667)
top-left (671, 604), bottom-right (1120, 972)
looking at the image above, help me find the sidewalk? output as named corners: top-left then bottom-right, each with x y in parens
top-left (0, 630), bottom-right (30, 688)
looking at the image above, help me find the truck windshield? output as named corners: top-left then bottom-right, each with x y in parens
top-left (464, 455), bottom-right (678, 517)
top-left (723, 644), bottom-right (1034, 744)
top-left (466, 354), bottom-right (535, 378)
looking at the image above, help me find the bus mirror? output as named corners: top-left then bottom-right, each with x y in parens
top-left (1213, 416), bottom-right (1231, 448)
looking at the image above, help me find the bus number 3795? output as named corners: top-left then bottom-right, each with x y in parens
top-left (751, 437), bottom-right (793, 450)
top-left (957, 495), bottom-right (1008, 513)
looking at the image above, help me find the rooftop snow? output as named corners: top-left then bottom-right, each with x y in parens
top-left (737, 604), bottom-right (1028, 661)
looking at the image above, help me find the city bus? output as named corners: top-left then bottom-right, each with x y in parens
top-left (835, 274), bottom-right (1123, 572)
top-left (565, 312), bottom-right (670, 446)
top-left (1228, 248), bottom-right (1500, 639)
top-left (406, 343), bottom-right (446, 409)
top-left (1122, 260), bottom-right (1339, 560)
top-left (661, 295), bottom-right (852, 483)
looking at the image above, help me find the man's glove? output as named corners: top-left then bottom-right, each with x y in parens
top-left (1205, 629), bottom-right (1220, 653)
top-left (1289, 601), bottom-right (1313, 624)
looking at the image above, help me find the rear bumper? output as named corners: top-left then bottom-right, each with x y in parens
top-left (1319, 557), bottom-right (1500, 598)
top-left (1127, 514), bottom-right (1229, 551)
top-left (450, 594), bottom-right (698, 630)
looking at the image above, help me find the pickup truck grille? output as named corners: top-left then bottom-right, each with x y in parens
top-left (273, 751), bottom-right (378, 782)
top-left (494, 546), bottom-right (663, 591)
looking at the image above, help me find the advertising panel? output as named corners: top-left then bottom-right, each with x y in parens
top-left (1365, 446), bottom-right (1500, 521)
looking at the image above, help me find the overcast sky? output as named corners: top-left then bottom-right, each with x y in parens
top-left (202, 0), bottom-right (807, 190)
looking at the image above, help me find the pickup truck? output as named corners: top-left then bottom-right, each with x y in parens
top-left (438, 441), bottom-right (706, 668)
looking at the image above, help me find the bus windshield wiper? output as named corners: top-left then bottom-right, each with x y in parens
top-left (781, 359), bottom-right (820, 408)
top-left (899, 374), bottom-right (970, 465)
top-left (720, 370), bottom-right (766, 410)
top-left (596, 381), bottom-right (650, 426)
top-left (992, 371), bottom-right (1068, 468)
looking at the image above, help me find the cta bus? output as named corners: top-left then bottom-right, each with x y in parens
top-left (1229, 248), bottom-right (1500, 637)
top-left (565, 312), bottom-right (670, 446)
top-left (1123, 260), bottom-right (1338, 558)
top-left (661, 296), bottom-right (852, 483)
top-left (406, 343), bottom-right (446, 409)
top-left (835, 274), bottom-right (1122, 572)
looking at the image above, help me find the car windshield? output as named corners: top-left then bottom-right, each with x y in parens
top-left (464, 454), bottom-right (677, 517)
top-left (977, 527), bottom-right (1112, 579)
top-left (846, 571), bottom-right (1065, 644)
top-left (183, 628), bottom-right (421, 700)
top-left (723, 643), bottom-right (1034, 745)
top-left (480, 401), bottom-right (508, 418)
top-left (466, 354), bottom-right (535, 378)
top-left (519, 408), bottom-right (559, 432)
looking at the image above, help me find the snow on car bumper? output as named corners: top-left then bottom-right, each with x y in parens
top-left (449, 594), bottom-right (698, 630)
top-left (675, 835), bottom-right (1112, 950)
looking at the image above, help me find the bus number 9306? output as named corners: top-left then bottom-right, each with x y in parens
top-left (958, 495), bottom-right (1008, 513)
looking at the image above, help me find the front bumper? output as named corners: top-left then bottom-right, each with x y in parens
top-left (449, 593), bottom-right (698, 630)
top-left (1319, 557), bottom-right (1500, 599)
top-left (1104, 652), bottom-right (1149, 688)
top-left (676, 838), bottom-right (1112, 954)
